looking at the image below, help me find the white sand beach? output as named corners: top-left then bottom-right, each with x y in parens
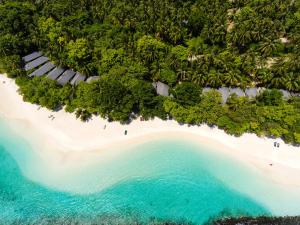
top-left (0, 73), bottom-right (300, 190)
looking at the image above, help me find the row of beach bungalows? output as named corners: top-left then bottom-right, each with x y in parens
top-left (23, 52), bottom-right (298, 100)
top-left (22, 52), bottom-right (99, 85)
top-left (152, 81), bottom-right (297, 103)
top-left (153, 83), bottom-right (298, 104)
top-left (203, 87), bottom-right (297, 104)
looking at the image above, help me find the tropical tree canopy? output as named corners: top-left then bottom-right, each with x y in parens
top-left (0, 0), bottom-right (299, 144)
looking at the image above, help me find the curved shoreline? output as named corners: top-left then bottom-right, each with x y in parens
top-left (1, 73), bottom-right (300, 191)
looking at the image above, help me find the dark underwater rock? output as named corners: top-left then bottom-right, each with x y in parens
top-left (213, 216), bottom-right (300, 225)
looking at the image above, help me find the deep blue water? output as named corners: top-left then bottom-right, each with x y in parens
top-left (0, 118), bottom-right (296, 224)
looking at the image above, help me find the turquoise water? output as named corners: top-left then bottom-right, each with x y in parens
top-left (0, 118), bottom-right (299, 224)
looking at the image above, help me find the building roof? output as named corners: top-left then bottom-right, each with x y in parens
top-left (86, 76), bottom-right (100, 83)
top-left (153, 81), bottom-right (170, 96)
top-left (47, 67), bottom-right (65, 80)
top-left (57, 69), bottom-right (76, 85)
top-left (291, 92), bottom-right (300, 97)
top-left (245, 88), bottom-right (258, 98)
top-left (22, 52), bottom-right (43, 63)
top-left (230, 88), bottom-right (245, 97)
top-left (280, 89), bottom-right (291, 99)
top-left (202, 87), bottom-right (213, 93)
top-left (29, 62), bottom-right (55, 77)
top-left (218, 87), bottom-right (230, 103)
top-left (70, 72), bottom-right (86, 85)
top-left (25, 56), bottom-right (49, 71)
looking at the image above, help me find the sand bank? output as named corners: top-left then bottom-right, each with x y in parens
top-left (0, 73), bottom-right (300, 190)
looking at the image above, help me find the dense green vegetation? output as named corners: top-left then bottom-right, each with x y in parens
top-left (0, 0), bottom-right (299, 144)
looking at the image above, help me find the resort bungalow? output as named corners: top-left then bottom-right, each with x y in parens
top-left (230, 88), bottom-right (245, 97)
top-left (153, 81), bottom-right (170, 97)
top-left (57, 69), bottom-right (76, 85)
top-left (25, 56), bottom-right (49, 71)
top-left (47, 67), bottom-right (65, 80)
top-left (22, 52), bottom-right (43, 63)
top-left (218, 87), bottom-right (230, 104)
top-left (86, 76), bottom-right (100, 83)
top-left (202, 87), bottom-right (212, 94)
top-left (280, 89), bottom-right (291, 99)
top-left (28, 62), bottom-right (55, 77)
top-left (245, 88), bottom-right (259, 98)
top-left (70, 72), bottom-right (86, 85)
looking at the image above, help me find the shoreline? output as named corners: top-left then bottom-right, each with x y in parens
top-left (1, 73), bottom-right (300, 190)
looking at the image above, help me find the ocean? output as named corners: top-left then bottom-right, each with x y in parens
top-left (0, 118), bottom-right (299, 224)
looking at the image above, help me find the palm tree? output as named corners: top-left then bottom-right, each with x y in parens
top-left (286, 55), bottom-right (300, 71)
top-left (177, 68), bottom-right (190, 81)
top-left (191, 72), bottom-right (207, 86)
top-left (259, 39), bottom-right (280, 57)
top-left (239, 29), bottom-right (252, 46)
top-left (271, 59), bottom-right (286, 75)
top-left (224, 71), bottom-right (242, 86)
top-left (240, 54), bottom-right (256, 75)
top-left (270, 76), bottom-right (285, 88)
top-left (230, 26), bottom-right (252, 47)
top-left (226, 94), bottom-right (247, 111)
top-left (210, 24), bottom-right (226, 45)
top-left (207, 70), bottom-right (223, 88)
top-left (284, 73), bottom-right (299, 91)
top-left (257, 69), bottom-right (273, 85)
top-left (150, 61), bottom-right (163, 80)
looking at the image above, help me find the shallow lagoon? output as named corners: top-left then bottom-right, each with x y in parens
top-left (0, 119), bottom-right (299, 224)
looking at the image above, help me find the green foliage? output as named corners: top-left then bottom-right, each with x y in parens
top-left (64, 77), bottom-right (168, 122)
top-left (172, 82), bottom-right (202, 106)
top-left (66, 38), bottom-right (90, 67)
top-left (0, 2), bottom-right (36, 58)
top-left (15, 77), bottom-right (72, 110)
top-left (0, 2), bottom-right (35, 36)
top-left (0, 0), bottom-right (299, 145)
top-left (294, 133), bottom-right (300, 143)
top-left (1, 0), bottom-right (299, 90)
top-left (256, 89), bottom-right (284, 106)
top-left (187, 37), bottom-right (208, 55)
top-left (162, 89), bottom-right (300, 144)
top-left (137, 35), bottom-right (169, 65)
top-left (0, 55), bottom-right (24, 78)
top-left (160, 68), bottom-right (177, 86)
